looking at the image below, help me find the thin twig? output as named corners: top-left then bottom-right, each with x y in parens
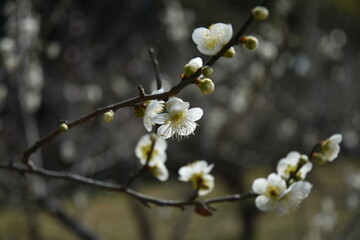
top-left (148, 47), bottom-right (162, 90)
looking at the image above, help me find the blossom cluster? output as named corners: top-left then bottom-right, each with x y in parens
top-left (252, 134), bottom-right (342, 215)
top-left (135, 134), bottom-right (215, 196)
top-left (135, 133), bottom-right (169, 181)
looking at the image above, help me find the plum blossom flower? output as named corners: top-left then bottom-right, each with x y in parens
top-left (252, 173), bottom-right (312, 215)
top-left (321, 133), bottom-right (342, 162)
top-left (277, 151), bottom-right (313, 181)
top-left (143, 89), bottom-right (165, 132)
top-left (276, 181), bottom-right (312, 216)
top-left (135, 134), bottom-right (168, 181)
top-left (153, 97), bottom-right (203, 140)
top-left (178, 160), bottom-right (214, 196)
top-left (192, 23), bottom-right (233, 55)
top-left (313, 133), bottom-right (342, 165)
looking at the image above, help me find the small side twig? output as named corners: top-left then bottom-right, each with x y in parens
top-left (148, 47), bottom-right (162, 90)
top-left (138, 85), bottom-right (146, 98)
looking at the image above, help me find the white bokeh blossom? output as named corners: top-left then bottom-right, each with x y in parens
top-left (252, 173), bottom-right (312, 215)
top-left (143, 89), bottom-right (165, 132)
top-left (277, 151), bottom-right (313, 181)
top-left (149, 161), bottom-right (169, 182)
top-left (135, 134), bottom-right (168, 181)
top-left (153, 97), bottom-right (203, 140)
top-left (192, 23), bottom-right (233, 55)
top-left (178, 160), bottom-right (214, 196)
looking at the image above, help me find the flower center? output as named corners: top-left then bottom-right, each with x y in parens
top-left (169, 111), bottom-right (186, 123)
top-left (205, 37), bottom-right (220, 50)
top-left (285, 165), bottom-right (297, 176)
top-left (266, 185), bottom-right (281, 198)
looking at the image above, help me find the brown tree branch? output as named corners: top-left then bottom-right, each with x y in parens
top-left (0, 162), bottom-right (257, 209)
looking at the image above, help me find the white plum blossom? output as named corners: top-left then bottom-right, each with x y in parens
top-left (192, 23), bottom-right (233, 55)
top-left (321, 133), bottom-right (342, 162)
top-left (153, 97), bottom-right (203, 140)
top-left (313, 133), bottom-right (343, 165)
top-left (277, 151), bottom-right (313, 181)
top-left (178, 160), bottom-right (214, 196)
top-left (276, 181), bottom-right (312, 216)
top-left (143, 89), bottom-right (165, 132)
top-left (252, 173), bottom-right (312, 215)
top-left (252, 173), bottom-right (286, 212)
top-left (135, 134), bottom-right (168, 181)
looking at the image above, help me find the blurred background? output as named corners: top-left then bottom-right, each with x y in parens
top-left (0, 0), bottom-right (360, 239)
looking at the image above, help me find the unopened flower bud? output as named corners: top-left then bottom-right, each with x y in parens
top-left (134, 105), bottom-right (146, 118)
top-left (223, 47), bottom-right (236, 58)
top-left (59, 123), bottom-right (68, 132)
top-left (251, 6), bottom-right (269, 21)
top-left (103, 110), bottom-right (115, 123)
top-left (184, 57), bottom-right (203, 77)
top-left (196, 78), bottom-right (215, 95)
top-left (242, 36), bottom-right (258, 50)
top-left (201, 66), bottom-right (213, 77)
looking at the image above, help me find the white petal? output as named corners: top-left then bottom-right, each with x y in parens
top-left (165, 97), bottom-right (184, 112)
top-left (287, 151), bottom-right (301, 163)
top-left (177, 121), bottom-right (197, 136)
top-left (198, 174), bottom-right (215, 196)
top-left (255, 195), bottom-right (276, 211)
top-left (150, 163), bottom-right (169, 182)
top-left (154, 137), bottom-right (168, 152)
top-left (143, 116), bottom-right (153, 132)
top-left (157, 124), bottom-right (173, 139)
top-left (135, 134), bottom-right (151, 160)
top-left (329, 133), bottom-right (342, 144)
top-left (277, 181), bottom-right (312, 215)
top-left (153, 113), bottom-right (170, 124)
top-left (252, 178), bottom-right (268, 194)
top-left (169, 101), bottom-right (189, 114)
top-left (192, 28), bottom-right (209, 45)
top-left (178, 166), bottom-right (193, 181)
top-left (187, 108), bottom-right (203, 121)
top-left (299, 162), bottom-right (313, 179)
top-left (147, 100), bottom-right (164, 116)
top-left (267, 173), bottom-right (286, 191)
top-left (222, 24), bottom-right (233, 43)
